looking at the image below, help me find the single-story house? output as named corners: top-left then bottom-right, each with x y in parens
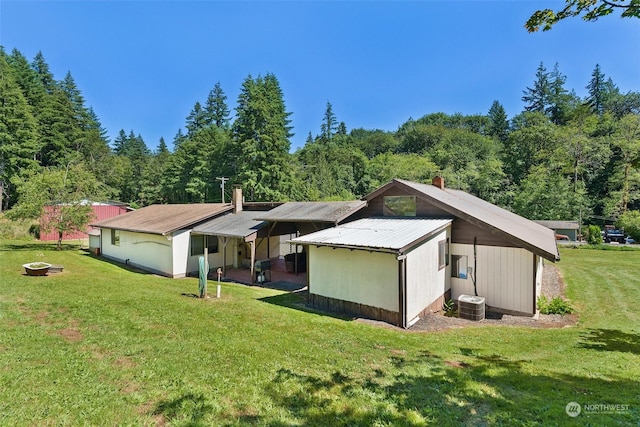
top-left (291, 177), bottom-right (560, 328)
top-left (40, 201), bottom-right (131, 241)
top-left (92, 203), bottom-right (233, 278)
top-left (534, 220), bottom-right (580, 241)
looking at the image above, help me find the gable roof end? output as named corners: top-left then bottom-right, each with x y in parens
top-left (365, 179), bottom-right (560, 262)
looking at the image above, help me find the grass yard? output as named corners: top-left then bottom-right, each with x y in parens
top-left (1, 241), bottom-right (639, 426)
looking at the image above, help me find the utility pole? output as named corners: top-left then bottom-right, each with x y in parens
top-left (216, 177), bottom-right (229, 203)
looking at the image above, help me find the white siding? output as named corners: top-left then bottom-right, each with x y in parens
top-left (450, 243), bottom-right (535, 315)
top-left (309, 246), bottom-right (398, 312)
top-left (405, 229), bottom-right (449, 322)
top-left (101, 228), bottom-right (173, 276)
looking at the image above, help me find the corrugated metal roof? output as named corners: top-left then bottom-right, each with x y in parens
top-left (534, 220), bottom-right (579, 230)
top-left (92, 204), bottom-right (232, 235)
top-left (192, 211), bottom-right (267, 238)
top-left (289, 218), bottom-right (452, 253)
top-left (253, 200), bottom-right (367, 223)
top-left (378, 179), bottom-right (560, 261)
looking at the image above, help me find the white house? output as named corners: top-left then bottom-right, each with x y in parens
top-left (92, 203), bottom-right (232, 278)
top-left (291, 177), bottom-right (560, 328)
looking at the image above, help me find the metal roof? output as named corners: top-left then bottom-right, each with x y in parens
top-left (370, 179), bottom-right (560, 261)
top-left (92, 204), bottom-right (232, 235)
top-left (534, 220), bottom-right (579, 230)
top-left (289, 218), bottom-right (452, 253)
top-left (192, 211), bottom-right (267, 239)
top-left (254, 200), bottom-right (367, 223)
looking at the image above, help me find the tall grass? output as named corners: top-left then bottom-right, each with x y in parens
top-left (0, 241), bottom-right (638, 426)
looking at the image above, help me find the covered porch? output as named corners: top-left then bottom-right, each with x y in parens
top-left (221, 258), bottom-right (307, 290)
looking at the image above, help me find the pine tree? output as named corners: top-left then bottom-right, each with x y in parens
top-left (173, 128), bottom-right (187, 150)
top-left (586, 64), bottom-right (610, 116)
top-left (31, 51), bottom-right (57, 94)
top-left (0, 51), bottom-right (40, 211)
top-left (487, 100), bottom-right (509, 142)
top-left (547, 63), bottom-right (572, 125)
top-left (522, 62), bottom-right (550, 114)
top-left (232, 73), bottom-right (293, 201)
top-left (186, 101), bottom-right (206, 137)
top-left (320, 101), bottom-right (337, 142)
top-left (157, 137), bottom-right (170, 155)
top-left (204, 82), bottom-right (230, 129)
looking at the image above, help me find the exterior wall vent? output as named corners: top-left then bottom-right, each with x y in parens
top-left (458, 294), bottom-right (485, 321)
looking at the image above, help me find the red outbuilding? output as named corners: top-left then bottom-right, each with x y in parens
top-left (39, 201), bottom-right (131, 241)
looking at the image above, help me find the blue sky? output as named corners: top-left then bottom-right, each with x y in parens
top-left (1, 1), bottom-right (639, 151)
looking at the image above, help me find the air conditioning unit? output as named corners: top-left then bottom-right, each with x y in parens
top-left (458, 294), bottom-right (485, 321)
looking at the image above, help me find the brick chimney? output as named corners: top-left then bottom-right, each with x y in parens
top-left (432, 176), bottom-right (445, 189)
top-left (232, 185), bottom-right (243, 213)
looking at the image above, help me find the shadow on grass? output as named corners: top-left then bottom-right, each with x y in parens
top-left (258, 291), bottom-right (356, 323)
top-left (578, 328), bottom-right (640, 354)
top-left (152, 393), bottom-right (213, 425)
top-left (1, 242), bottom-right (81, 252)
top-left (252, 349), bottom-right (639, 426)
top-left (78, 252), bottom-right (155, 276)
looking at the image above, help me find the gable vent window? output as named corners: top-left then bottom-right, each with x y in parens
top-left (383, 196), bottom-right (416, 217)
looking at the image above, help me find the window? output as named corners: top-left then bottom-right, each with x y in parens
top-left (111, 229), bottom-right (120, 246)
top-left (191, 235), bottom-right (219, 256)
top-left (383, 196), bottom-right (416, 217)
top-left (451, 255), bottom-right (468, 279)
top-left (438, 239), bottom-right (449, 270)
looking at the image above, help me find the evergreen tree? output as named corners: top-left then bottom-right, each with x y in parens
top-left (522, 62), bottom-right (550, 114)
top-left (186, 101), bottom-right (206, 137)
top-left (31, 51), bottom-right (57, 94)
top-left (0, 51), bottom-right (40, 211)
top-left (487, 100), bottom-right (509, 142)
top-left (547, 63), bottom-right (573, 125)
top-left (585, 64), bottom-right (612, 116)
top-left (157, 137), bottom-right (170, 154)
top-left (204, 82), bottom-right (230, 129)
top-left (320, 101), bottom-right (338, 142)
top-left (232, 73), bottom-right (293, 201)
top-left (173, 128), bottom-right (187, 150)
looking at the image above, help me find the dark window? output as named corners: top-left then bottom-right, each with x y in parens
top-left (383, 196), bottom-right (416, 217)
top-left (191, 235), bottom-right (219, 256)
top-left (111, 229), bottom-right (120, 246)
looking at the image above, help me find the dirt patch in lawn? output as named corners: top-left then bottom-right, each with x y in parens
top-left (57, 327), bottom-right (83, 342)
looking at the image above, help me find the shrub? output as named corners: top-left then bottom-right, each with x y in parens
top-left (617, 210), bottom-right (640, 242)
top-left (585, 225), bottom-right (603, 245)
top-left (537, 295), bottom-right (574, 315)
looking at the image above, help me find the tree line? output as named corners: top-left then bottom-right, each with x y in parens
top-left (1, 47), bottom-right (640, 240)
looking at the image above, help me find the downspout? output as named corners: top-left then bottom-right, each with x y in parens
top-left (398, 254), bottom-right (407, 328)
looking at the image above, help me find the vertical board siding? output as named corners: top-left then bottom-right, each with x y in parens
top-left (405, 229), bottom-right (449, 322)
top-left (309, 246), bottom-right (399, 312)
top-left (450, 243), bottom-right (535, 315)
top-left (40, 205), bottom-right (128, 241)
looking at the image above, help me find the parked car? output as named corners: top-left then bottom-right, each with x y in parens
top-left (603, 227), bottom-right (626, 244)
top-left (626, 236), bottom-right (636, 244)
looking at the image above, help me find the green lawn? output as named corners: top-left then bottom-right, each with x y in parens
top-left (1, 241), bottom-right (638, 426)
